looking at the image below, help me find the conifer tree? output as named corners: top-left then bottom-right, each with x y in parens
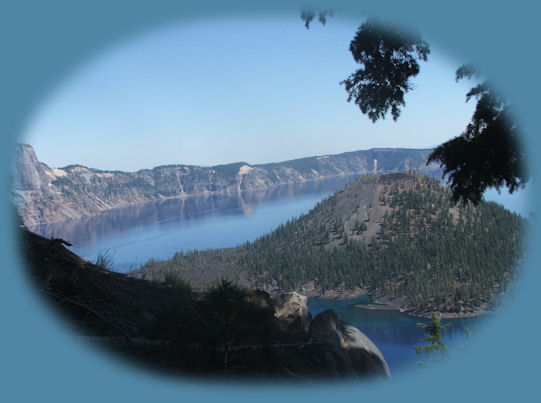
top-left (415, 312), bottom-right (451, 360)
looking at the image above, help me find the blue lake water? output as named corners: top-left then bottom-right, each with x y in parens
top-left (29, 175), bottom-right (492, 375)
top-left (307, 296), bottom-right (484, 374)
top-left (29, 177), bottom-right (354, 272)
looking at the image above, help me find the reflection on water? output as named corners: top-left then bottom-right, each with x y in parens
top-left (29, 176), bottom-right (354, 271)
top-left (28, 173), bottom-right (485, 375)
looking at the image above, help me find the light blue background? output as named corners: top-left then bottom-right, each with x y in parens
top-left (1, 1), bottom-right (539, 402)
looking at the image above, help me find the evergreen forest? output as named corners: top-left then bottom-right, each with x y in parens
top-left (133, 173), bottom-right (526, 316)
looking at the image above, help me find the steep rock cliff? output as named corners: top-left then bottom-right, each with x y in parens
top-left (11, 143), bottom-right (441, 226)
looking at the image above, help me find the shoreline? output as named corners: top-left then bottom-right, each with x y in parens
top-left (353, 304), bottom-right (491, 319)
top-left (302, 289), bottom-right (492, 319)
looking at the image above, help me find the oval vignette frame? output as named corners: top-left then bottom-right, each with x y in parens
top-left (1, 1), bottom-right (539, 403)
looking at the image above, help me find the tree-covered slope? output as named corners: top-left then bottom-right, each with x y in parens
top-left (132, 173), bottom-right (526, 317)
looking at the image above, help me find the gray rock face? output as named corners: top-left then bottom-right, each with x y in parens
top-left (269, 292), bottom-right (390, 379)
top-left (12, 143), bottom-right (43, 191)
top-left (271, 291), bottom-right (313, 333)
top-left (310, 309), bottom-right (390, 378)
top-left (11, 143), bottom-right (441, 226)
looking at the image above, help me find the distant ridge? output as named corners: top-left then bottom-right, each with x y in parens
top-left (11, 143), bottom-right (441, 226)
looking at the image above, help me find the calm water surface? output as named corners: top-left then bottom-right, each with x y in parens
top-left (30, 175), bottom-right (483, 374)
top-left (308, 296), bottom-right (483, 374)
top-left (30, 177), bottom-right (353, 272)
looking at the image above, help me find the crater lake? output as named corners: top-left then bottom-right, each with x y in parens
top-left (28, 174), bottom-right (489, 375)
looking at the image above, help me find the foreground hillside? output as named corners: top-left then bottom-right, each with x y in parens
top-left (132, 173), bottom-right (526, 317)
top-left (19, 226), bottom-right (389, 380)
top-left (11, 143), bottom-right (440, 226)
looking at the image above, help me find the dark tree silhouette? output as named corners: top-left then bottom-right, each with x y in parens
top-left (301, 9), bottom-right (332, 29)
top-left (427, 66), bottom-right (527, 203)
top-left (340, 18), bottom-right (430, 122)
top-left (303, 14), bottom-right (528, 203)
top-left (203, 279), bottom-right (247, 372)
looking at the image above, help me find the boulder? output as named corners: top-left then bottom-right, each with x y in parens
top-left (271, 291), bottom-right (312, 333)
top-left (310, 309), bottom-right (390, 378)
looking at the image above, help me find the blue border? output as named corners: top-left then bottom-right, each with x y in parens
top-left (1, 1), bottom-right (539, 402)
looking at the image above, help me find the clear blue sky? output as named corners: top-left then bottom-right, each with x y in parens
top-left (23, 14), bottom-right (476, 172)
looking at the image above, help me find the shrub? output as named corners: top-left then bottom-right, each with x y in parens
top-left (95, 250), bottom-right (114, 271)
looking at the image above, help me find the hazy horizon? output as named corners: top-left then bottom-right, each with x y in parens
top-left (19, 140), bottom-right (532, 217)
top-left (23, 141), bottom-right (439, 172)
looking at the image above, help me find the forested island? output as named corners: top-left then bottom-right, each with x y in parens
top-left (131, 172), bottom-right (526, 317)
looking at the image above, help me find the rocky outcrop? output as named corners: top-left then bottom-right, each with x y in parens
top-left (11, 143), bottom-right (441, 226)
top-left (269, 291), bottom-right (390, 379)
top-left (271, 292), bottom-right (313, 333)
top-left (310, 309), bottom-right (390, 378)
